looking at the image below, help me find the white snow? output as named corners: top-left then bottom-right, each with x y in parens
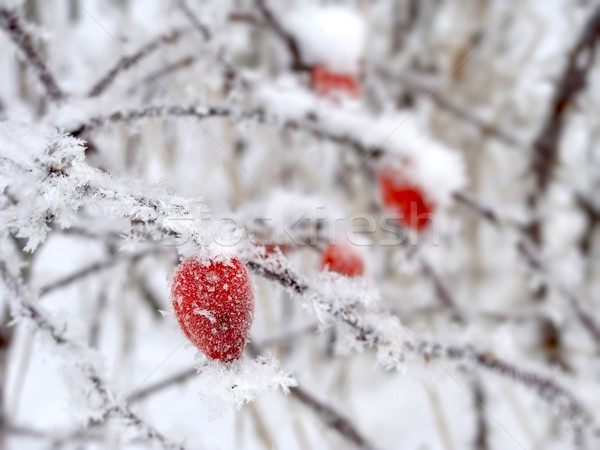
top-left (285, 5), bottom-right (366, 74)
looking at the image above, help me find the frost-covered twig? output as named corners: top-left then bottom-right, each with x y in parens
top-left (4, 122), bottom-right (595, 441)
top-left (88, 27), bottom-right (191, 97)
top-left (0, 259), bottom-right (186, 450)
top-left (516, 238), bottom-right (600, 344)
top-left (471, 376), bottom-right (489, 450)
top-left (65, 101), bottom-right (386, 168)
top-left (62, 102), bottom-right (600, 346)
top-left (129, 340), bottom-right (378, 450)
top-left (127, 326), bottom-right (317, 404)
top-left (0, 8), bottom-right (64, 101)
top-left (70, 104), bottom-right (262, 137)
top-left (247, 258), bottom-right (597, 435)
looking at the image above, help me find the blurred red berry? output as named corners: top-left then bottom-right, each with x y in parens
top-left (254, 240), bottom-right (290, 257)
top-left (320, 244), bottom-right (364, 277)
top-left (171, 256), bottom-right (254, 362)
top-left (378, 166), bottom-right (434, 232)
top-left (312, 65), bottom-right (360, 98)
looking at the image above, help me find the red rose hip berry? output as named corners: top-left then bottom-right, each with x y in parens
top-left (378, 166), bottom-right (434, 232)
top-left (320, 244), bottom-right (364, 277)
top-left (311, 65), bottom-right (360, 98)
top-left (171, 256), bottom-right (254, 362)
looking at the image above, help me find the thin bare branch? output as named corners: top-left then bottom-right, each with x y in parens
top-left (420, 258), bottom-right (464, 322)
top-left (70, 104), bottom-right (262, 137)
top-left (88, 27), bottom-right (191, 97)
top-left (531, 6), bottom-right (600, 192)
top-left (136, 55), bottom-right (197, 88)
top-left (38, 248), bottom-right (153, 297)
top-left (471, 377), bottom-right (489, 450)
top-left (128, 367), bottom-right (197, 404)
top-left (176, 0), bottom-right (211, 41)
top-left (229, 12), bottom-right (265, 27)
top-left (255, 0), bottom-right (310, 71)
top-left (379, 68), bottom-right (522, 147)
top-left (251, 341), bottom-right (377, 449)
top-left (453, 192), bottom-right (501, 227)
top-left (289, 385), bottom-right (376, 450)
top-left (0, 8), bottom-right (64, 101)
top-left (127, 326), bottom-right (317, 405)
top-left (456, 191), bottom-right (600, 345)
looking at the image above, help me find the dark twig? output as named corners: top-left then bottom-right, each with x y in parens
top-left (247, 341), bottom-right (377, 450)
top-left (420, 258), bottom-right (464, 322)
top-left (229, 12), bottom-right (265, 27)
top-left (471, 376), bottom-right (489, 450)
top-left (255, 0), bottom-right (310, 71)
top-left (128, 368), bottom-right (197, 404)
top-left (88, 27), bottom-right (191, 97)
top-left (176, 0), bottom-right (211, 41)
top-left (39, 248), bottom-right (153, 296)
top-left (70, 105), bottom-right (262, 138)
top-left (525, 8), bottom-right (600, 365)
top-left (0, 8), bottom-right (64, 101)
top-left (127, 336), bottom-right (376, 449)
top-left (68, 103), bottom-right (368, 155)
top-left (258, 323), bottom-right (320, 348)
top-left (135, 55), bottom-right (197, 88)
top-left (453, 192), bottom-right (500, 227)
top-left (531, 7), bottom-right (600, 192)
top-left (456, 191), bottom-right (600, 347)
top-left (176, 0), bottom-right (244, 93)
top-left (0, 306), bottom-right (13, 448)
top-left (289, 385), bottom-right (375, 450)
top-left (379, 68), bottom-right (521, 147)
top-left (127, 325), bottom-right (317, 406)
top-left (246, 259), bottom-right (309, 294)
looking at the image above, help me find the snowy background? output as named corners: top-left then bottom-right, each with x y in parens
top-left (1, 0), bottom-right (600, 449)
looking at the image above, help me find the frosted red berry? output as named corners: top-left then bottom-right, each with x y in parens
top-left (311, 65), bottom-right (360, 98)
top-left (378, 166), bottom-right (434, 232)
top-left (320, 244), bottom-right (364, 277)
top-left (171, 256), bottom-right (254, 362)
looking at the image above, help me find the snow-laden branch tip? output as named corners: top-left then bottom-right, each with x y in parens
top-left (0, 260), bottom-right (186, 450)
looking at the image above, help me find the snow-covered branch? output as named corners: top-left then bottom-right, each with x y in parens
top-left (0, 259), bottom-right (186, 450)
top-left (248, 255), bottom-right (597, 437)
